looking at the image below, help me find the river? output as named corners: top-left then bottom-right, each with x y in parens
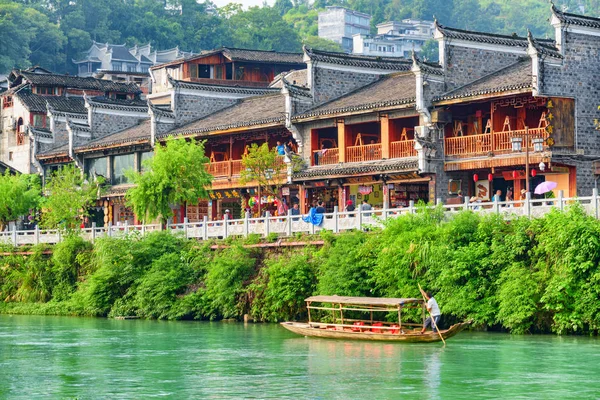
top-left (0, 315), bottom-right (599, 399)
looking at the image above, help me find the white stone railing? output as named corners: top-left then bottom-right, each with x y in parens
top-left (1, 190), bottom-right (598, 246)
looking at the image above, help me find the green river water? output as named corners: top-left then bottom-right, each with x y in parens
top-left (0, 315), bottom-right (599, 399)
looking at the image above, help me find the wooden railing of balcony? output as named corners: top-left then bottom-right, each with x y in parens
top-left (390, 140), bottom-right (417, 158)
top-left (445, 128), bottom-right (549, 157)
top-left (346, 143), bottom-right (382, 163)
top-left (206, 156), bottom-right (286, 178)
top-left (313, 148), bottom-right (339, 166)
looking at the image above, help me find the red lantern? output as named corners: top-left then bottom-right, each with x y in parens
top-left (488, 173), bottom-right (493, 181)
top-left (531, 169), bottom-right (537, 178)
top-left (473, 174), bottom-right (479, 183)
top-left (512, 170), bottom-right (518, 179)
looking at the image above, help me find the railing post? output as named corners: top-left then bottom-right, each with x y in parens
top-left (12, 226), bottom-right (17, 247)
top-left (142, 224), bottom-right (146, 236)
top-left (558, 190), bottom-right (564, 212)
top-left (494, 196), bottom-right (500, 214)
top-left (333, 206), bottom-right (339, 233)
top-left (287, 210), bottom-right (292, 237)
top-left (244, 211), bottom-right (250, 237)
top-left (35, 225), bottom-right (40, 245)
top-left (202, 216), bottom-right (208, 240)
top-left (108, 222), bottom-right (113, 237)
top-left (464, 197), bottom-right (470, 211)
top-left (525, 192), bottom-right (532, 218)
top-left (91, 222), bottom-right (96, 244)
top-left (184, 217), bottom-right (189, 239)
top-left (224, 215), bottom-right (229, 238)
top-left (264, 211), bottom-right (270, 237)
top-left (124, 220), bottom-right (129, 235)
top-left (358, 207), bottom-right (363, 230)
top-left (57, 229), bottom-right (61, 244)
top-left (593, 188), bottom-right (599, 219)
top-left (409, 200), bottom-right (415, 214)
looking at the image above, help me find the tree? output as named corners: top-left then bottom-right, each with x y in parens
top-left (419, 39), bottom-right (439, 62)
top-left (0, 171), bottom-right (41, 231)
top-left (126, 137), bottom-right (213, 224)
top-left (273, 0), bottom-right (293, 16)
top-left (303, 36), bottom-right (344, 52)
top-left (239, 143), bottom-right (304, 214)
top-left (41, 164), bottom-right (101, 230)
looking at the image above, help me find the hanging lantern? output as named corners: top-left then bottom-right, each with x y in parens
top-left (473, 173), bottom-right (479, 183)
top-left (512, 170), bottom-right (518, 179)
top-left (531, 169), bottom-right (537, 178)
top-left (488, 173), bottom-right (493, 182)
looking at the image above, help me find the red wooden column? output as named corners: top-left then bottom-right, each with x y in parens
top-left (337, 119), bottom-right (346, 163)
top-left (380, 115), bottom-right (390, 159)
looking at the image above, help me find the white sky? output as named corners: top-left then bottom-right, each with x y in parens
top-left (210, 0), bottom-right (275, 8)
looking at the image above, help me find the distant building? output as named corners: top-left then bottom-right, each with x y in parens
top-left (353, 19), bottom-right (434, 58)
top-left (73, 42), bottom-right (193, 94)
top-left (318, 6), bottom-right (371, 53)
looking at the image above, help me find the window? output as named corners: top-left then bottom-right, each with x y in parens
top-left (111, 153), bottom-right (135, 185)
top-left (140, 151), bottom-right (153, 172)
top-left (112, 62), bottom-right (122, 71)
top-left (85, 157), bottom-right (107, 178)
top-left (33, 114), bottom-right (44, 128)
top-left (127, 64), bottom-right (137, 72)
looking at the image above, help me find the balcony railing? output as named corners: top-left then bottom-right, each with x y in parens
top-left (313, 148), bottom-right (339, 166)
top-left (390, 140), bottom-right (417, 158)
top-left (206, 156), bottom-right (286, 178)
top-left (445, 128), bottom-right (549, 157)
top-left (346, 143), bottom-right (382, 163)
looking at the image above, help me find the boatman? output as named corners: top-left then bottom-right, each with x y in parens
top-left (420, 291), bottom-right (441, 334)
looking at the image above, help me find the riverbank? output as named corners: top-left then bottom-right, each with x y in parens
top-left (1, 204), bottom-right (600, 335)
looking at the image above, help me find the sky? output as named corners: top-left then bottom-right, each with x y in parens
top-left (210, 0), bottom-right (274, 8)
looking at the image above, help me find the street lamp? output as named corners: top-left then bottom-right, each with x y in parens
top-left (511, 127), bottom-right (544, 194)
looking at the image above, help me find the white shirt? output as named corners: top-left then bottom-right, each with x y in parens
top-left (427, 297), bottom-right (441, 317)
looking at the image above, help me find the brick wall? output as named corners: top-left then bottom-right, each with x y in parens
top-left (91, 112), bottom-right (143, 139)
top-left (445, 45), bottom-right (523, 89)
top-left (174, 93), bottom-right (238, 125)
top-left (312, 67), bottom-right (380, 105)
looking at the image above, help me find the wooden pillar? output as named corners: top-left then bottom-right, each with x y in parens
top-left (338, 186), bottom-right (345, 210)
top-left (380, 115), bottom-right (390, 159)
top-left (337, 119), bottom-right (346, 163)
top-left (299, 185), bottom-right (307, 213)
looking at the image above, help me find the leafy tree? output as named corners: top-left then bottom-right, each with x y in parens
top-left (126, 137), bottom-right (212, 224)
top-left (303, 36), bottom-right (344, 52)
top-left (419, 39), bottom-right (439, 62)
top-left (273, 0), bottom-right (294, 16)
top-left (0, 171), bottom-right (41, 231)
top-left (41, 164), bottom-right (101, 230)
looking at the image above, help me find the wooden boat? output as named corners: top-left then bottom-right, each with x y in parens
top-left (280, 295), bottom-right (470, 343)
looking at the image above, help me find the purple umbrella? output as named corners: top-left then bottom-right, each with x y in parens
top-left (534, 181), bottom-right (558, 195)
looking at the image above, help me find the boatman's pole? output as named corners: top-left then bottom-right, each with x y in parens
top-left (418, 283), bottom-right (446, 346)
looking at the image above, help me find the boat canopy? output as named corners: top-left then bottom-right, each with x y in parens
top-left (305, 295), bottom-right (423, 307)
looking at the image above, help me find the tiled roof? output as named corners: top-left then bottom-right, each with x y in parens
top-left (109, 45), bottom-right (139, 62)
top-left (552, 4), bottom-right (600, 29)
top-left (270, 70), bottom-right (308, 88)
top-left (75, 119), bottom-right (151, 152)
top-left (169, 76), bottom-right (280, 95)
top-left (88, 96), bottom-right (148, 110)
top-left (16, 91), bottom-right (86, 114)
top-left (434, 59), bottom-right (532, 102)
top-left (304, 47), bottom-right (413, 71)
top-left (293, 158), bottom-right (419, 180)
top-left (152, 47), bottom-right (304, 69)
top-left (38, 142), bottom-right (69, 158)
top-left (165, 93), bottom-right (285, 138)
top-left (295, 72), bottom-right (416, 119)
top-left (435, 22), bottom-right (560, 56)
top-left (18, 71), bottom-right (141, 93)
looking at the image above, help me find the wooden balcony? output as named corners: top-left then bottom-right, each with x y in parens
top-left (390, 140), bottom-right (417, 158)
top-left (313, 148), bottom-right (339, 166)
top-left (346, 143), bottom-right (382, 163)
top-left (445, 128), bottom-right (549, 158)
top-left (185, 77), bottom-right (270, 88)
top-left (206, 156), bottom-right (286, 179)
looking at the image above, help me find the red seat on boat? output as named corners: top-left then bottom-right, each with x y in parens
top-left (390, 324), bottom-right (400, 334)
top-left (371, 322), bottom-right (383, 333)
top-left (352, 322), bottom-right (364, 332)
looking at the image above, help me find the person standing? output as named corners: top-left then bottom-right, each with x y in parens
top-left (276, 141), bottom-right (286, 156)
top-left (315, 200), bottom-right (326, 214)
top-left (361, 199), bottom-right (372, 216)
top-left (492, 190), bottom-right (502, 203)
top-left (290, 203), bottom-right (300, 221)
top-left (420, 291), bottom-right (442, 334)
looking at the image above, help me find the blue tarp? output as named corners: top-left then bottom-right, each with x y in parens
top-left (302, 208), bottom-right (324, 226)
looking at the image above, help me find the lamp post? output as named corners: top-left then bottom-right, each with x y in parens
top-left (511, 127), bottom-right (546, 194)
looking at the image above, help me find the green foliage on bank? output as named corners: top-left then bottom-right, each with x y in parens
top-left (2, 204), bottom-right (600, 335)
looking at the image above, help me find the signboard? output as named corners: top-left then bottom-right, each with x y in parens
top-left (475, 180), bottom-right (491, 201)
top-left (209, 189), bottom-right (241, 200)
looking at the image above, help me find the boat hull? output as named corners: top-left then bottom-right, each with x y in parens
top-left (280, 321), bottom-right (470, 343)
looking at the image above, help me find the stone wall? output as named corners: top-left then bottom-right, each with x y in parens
top-left (174, 93), bottom-right (238, 125)
top-left (312, 66), bottom-right (380, 105)
top-left (444, 45), bottom-right (523, 89)
top-left (91, 111), bottom-right (144, 139)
